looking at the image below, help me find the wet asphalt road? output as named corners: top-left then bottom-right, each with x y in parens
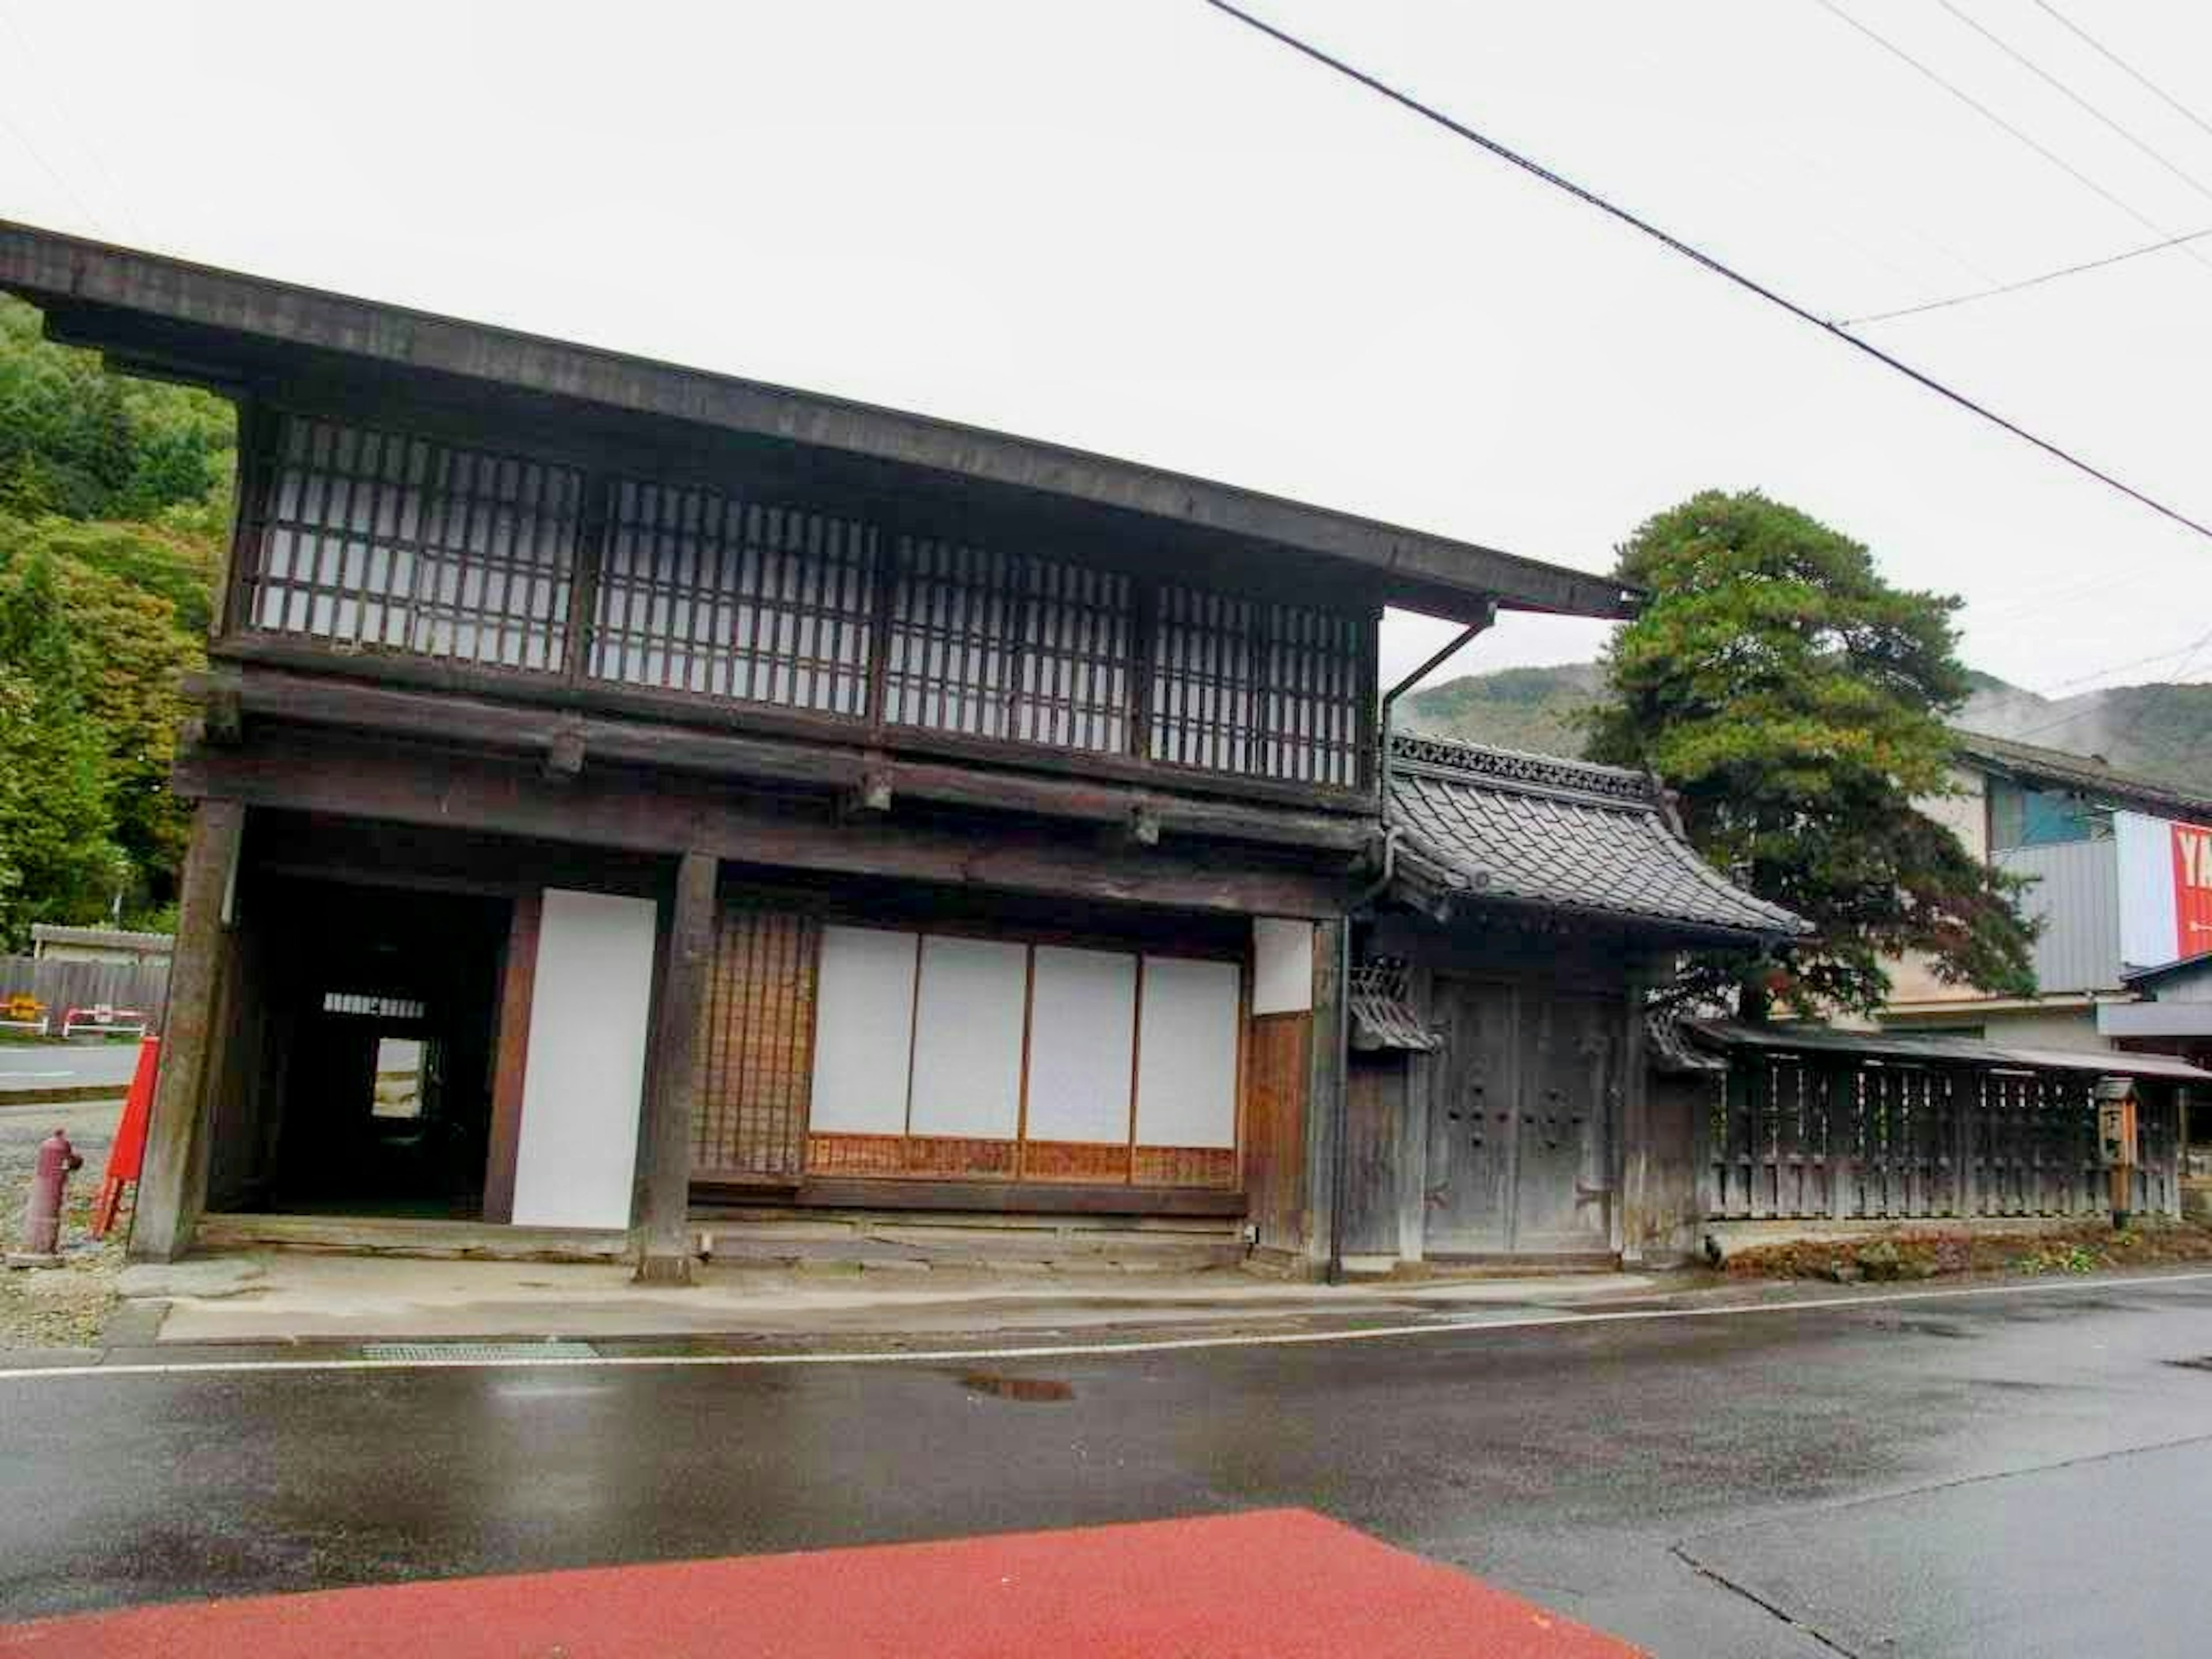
top-left (0, 1042), bottom-right (139, 1092)
top-left (5, 1275), bottom-right (2212, 1656)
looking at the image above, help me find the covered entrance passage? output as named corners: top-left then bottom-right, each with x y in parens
top-left (1425, 978), bottom-right (1622, 1258)
top-left (234, 878), bottom-right (510, 1218)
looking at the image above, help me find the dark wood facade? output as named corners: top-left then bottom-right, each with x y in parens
top-left (1, 222), bottom-right (1699, 1280)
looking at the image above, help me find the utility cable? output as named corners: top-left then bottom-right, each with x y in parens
top-left (1809, 0), bottom-right (2212, 280)
top-left (1936, 0), bottom-right (2212, 208)
top-left (1839, 224), bottom-right (2212, 325)
top-left (1195, 0), bottom-right (2212, 547)
top-left (2031, 1), bottom-right (2212, 149)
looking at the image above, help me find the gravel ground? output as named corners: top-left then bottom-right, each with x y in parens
top-left (0, 1100), bottom-right (126, 1350)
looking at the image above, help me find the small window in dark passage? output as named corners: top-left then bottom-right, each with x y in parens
top-left (370, 1036), bottom-right (430, 1120)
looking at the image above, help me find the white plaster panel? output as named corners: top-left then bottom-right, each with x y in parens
top-left (908, 935), bottom-right (1027, 1139)
top-left (1025, 946), bottom-right (1137, 1144)
top-left (511, 889), bottom-right (658, 1229)
top-left (1134, 956), bottom-right (1241, 1150)
top-left (807, 926), bottom-right (919, 1135)
top-left (1251, 917), bottom-right (1314, 1015)
top-left (2117, 812), bottom-right (2181, 970)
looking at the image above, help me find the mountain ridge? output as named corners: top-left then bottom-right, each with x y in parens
top-left (1399, 662), bottom-right (2212, 796)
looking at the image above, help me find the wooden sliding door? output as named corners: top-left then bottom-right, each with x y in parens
top-left (691, 905), bottom-right (1242, 1190)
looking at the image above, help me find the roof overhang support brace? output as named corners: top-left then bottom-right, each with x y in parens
top-left (1374, 601), bottom-right (1496, 833)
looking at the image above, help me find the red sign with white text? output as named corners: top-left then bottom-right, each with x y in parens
top-left (2169, 821), bottom-right (2212, 961)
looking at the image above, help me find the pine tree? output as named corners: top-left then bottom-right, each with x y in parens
top-left (1587, 490), bottom-right (2039, 1018)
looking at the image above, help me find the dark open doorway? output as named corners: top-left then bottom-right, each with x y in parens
top-left (255, 878), bottom-right (511, 1218)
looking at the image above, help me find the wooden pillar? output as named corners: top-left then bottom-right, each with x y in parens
top-left (480, 892), bottom-right (543, 1225)
top-left (1393, 961), bottom-right (1433, 1264)
top-left (1616, 966), bottom-right (1651, 1264)
top-left (1303, 918), bottom-right (1348, 1269)
top-left (129, 800), bottom-right (245, 1263)
top-left (636, 851), bottom-right (716, 1284)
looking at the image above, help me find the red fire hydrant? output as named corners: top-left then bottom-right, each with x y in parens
top-left (12, 1128), bottom-right (83, 1266)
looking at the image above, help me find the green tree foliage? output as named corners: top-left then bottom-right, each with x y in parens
top-left (0, 296), bottom-right (226, 941)
top-left (0, 297), bottom-right (233, 522)
top-left (1587, 490), bottom-right (2039, 1018)
top-left (0, 548), bottom-right (128, 940)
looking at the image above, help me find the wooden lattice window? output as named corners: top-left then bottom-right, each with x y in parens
top-left (1151, 585), bottom-right (1257, 774)
top-left (590, 479), bottom-right (877, 715)
top-left (246, 414), bottom-right (581, 673)
top-left (1012, 559), bottom-right (1132, 752)
top-left (1152, 585), bottom-right (1363, 785)
top-left (1260, 601), bottom-right (1363, 786)
top-left (884, 536), bottom-right (1017, 738)
top-left (885, 536), bottom-right (1135, 753)
top-left (692, 907), bottom-right (819, 1180)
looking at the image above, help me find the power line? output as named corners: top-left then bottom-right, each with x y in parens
top-left (2031, 1), bottom-right (2212, 149)
top-left (2009, 621), bottom-right (2212, 747)
top-left (1839, 224), bottom-right (2212, 325)
top-left (2032, 632), bottom-right (2212, 699)
top-left (1936, 0), bottom-right (2212, 207)
top-left (1195, 0), bottom-right (2212, 547)
top-left (1809, 0), bottom-right (2212, 281)
top-left (0, 102), bottom-right (108, 240)
top-left (0, 5), bottom-right (142, 242)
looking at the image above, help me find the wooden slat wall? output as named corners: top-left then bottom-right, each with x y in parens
top-left (1705, 1054), bottom-right (2173, 1222)
top-left (692, 907), bottom-right (819, 1181)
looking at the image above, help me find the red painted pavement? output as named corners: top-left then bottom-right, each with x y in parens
top-left (0, 1509), bottom-right (1644, 1657)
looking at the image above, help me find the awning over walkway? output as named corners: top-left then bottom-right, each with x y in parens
top-left (1692, 1019), bottom-right (2212, 1083)
top-left (1386, 735), bottom-right (1805, 944)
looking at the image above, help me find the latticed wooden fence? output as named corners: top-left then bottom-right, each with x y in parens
top-left (1705, 1049), bottom-right (2180, 1223)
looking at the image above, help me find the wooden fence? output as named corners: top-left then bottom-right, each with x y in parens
top-left (1705, 1051), bottom-right (2179, 1223)
top-left (0, 955), bottom-right (171, 1034)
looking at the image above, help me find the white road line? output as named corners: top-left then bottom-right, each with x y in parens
top-left (3, 1268), bottom-right (2210, 1384)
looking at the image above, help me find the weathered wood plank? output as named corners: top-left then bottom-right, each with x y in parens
top-left (174, 731), bottom-right (1353, 919)
top-left (1304, 918), bottom-right (1347, 1266)
top-left (638, 853), bottom-right (715, 1282)
top-left (481, 892), bottom-right (541, 1226)
top-left (192, 663), bottom-right (1375, 850)
top-left (759, 1178), bottom-right (1247, 1218)
top-left (129, 800), bottom-right (245, 1262)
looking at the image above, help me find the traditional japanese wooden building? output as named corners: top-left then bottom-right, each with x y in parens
top-left (0, 222), bottom-right (1796, 1280)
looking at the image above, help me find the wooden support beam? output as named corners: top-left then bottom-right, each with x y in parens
top-left (1303, 918), bottom-right (1349, 1266)
top-left (188, 662), bottom-right (1376, 854)
top-left (482, 892), bottom-right (542, 1226)
top-left (174, 730), bottom-right (1354, 920)
top-left (638, 852), bottom-right (715, 1283)
top-left (542, 724), bottom-right (585, 782)
top-left (129, 799), bottom-right (245, 1263)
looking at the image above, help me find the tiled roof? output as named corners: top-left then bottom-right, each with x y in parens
top-left (1387, 735), bottom-right (1805, 941)
top-left (1950, 730), bottom-right (2212, 822)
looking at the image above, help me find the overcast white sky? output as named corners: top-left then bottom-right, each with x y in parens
top-left (3, 1), bottom-right (2209, 703)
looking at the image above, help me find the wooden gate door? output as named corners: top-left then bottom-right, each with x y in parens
top-left (1510, 994), bottom-right (1618, 1253)
top-left (1425, 976), bottom-right (1517, 1254)
top-left (1425, 978), bottom-right (1619, 1257)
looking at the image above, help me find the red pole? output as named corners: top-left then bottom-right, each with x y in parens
top-left (90, 1033), bottom-right (160, 1241)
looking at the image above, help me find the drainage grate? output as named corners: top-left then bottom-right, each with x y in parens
top-left (360, 1341), bottom-right (599, 1363)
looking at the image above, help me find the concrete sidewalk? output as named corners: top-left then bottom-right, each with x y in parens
top-left (115, 1252), bottom-right (1673, 1346)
